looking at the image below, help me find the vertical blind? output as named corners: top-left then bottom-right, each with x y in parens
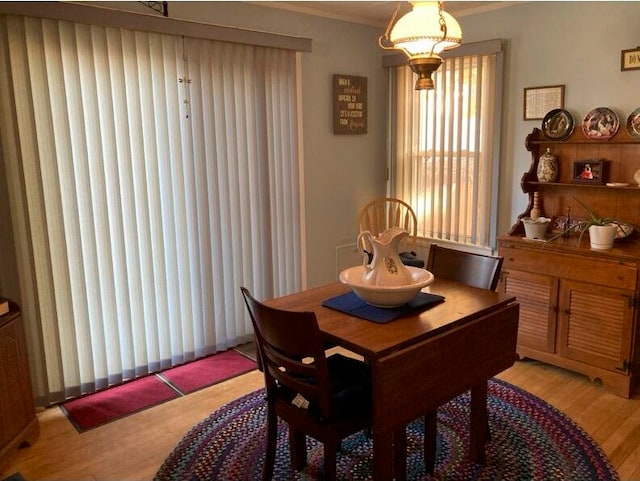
top-left (391, 49), bottom-right (500, 249)
top-left (0, 15), bottom-right (303, 405)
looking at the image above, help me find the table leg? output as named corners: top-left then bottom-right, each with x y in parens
top-left (423, 411), bottom-right (437, 474)
top-left (372, 430), bottom-right (394, 481)
top-left (393, 427), bottom-right (407, 481)
top-left (470, 381), bottom-right (488, 464)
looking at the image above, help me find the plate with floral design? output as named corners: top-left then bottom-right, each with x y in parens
top-left (626, 107), bottom-right (640, 140)
top-left (582, 107), bottom-right (619, 140)
top-left (542, 109), bottom-right (574, 140)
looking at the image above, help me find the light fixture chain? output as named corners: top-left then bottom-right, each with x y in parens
top-left (433, 1), bottom-right (448, 56)
top-left (379, 2), bottom-right (403, 50)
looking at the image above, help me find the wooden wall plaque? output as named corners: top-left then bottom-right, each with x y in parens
top-left (333, 74), bottom-right (367, 135)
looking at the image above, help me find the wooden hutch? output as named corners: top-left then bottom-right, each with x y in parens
top-left (0, 302), bottom-right (39, 471)
top-left (498, 124), bottom-right (640, 398)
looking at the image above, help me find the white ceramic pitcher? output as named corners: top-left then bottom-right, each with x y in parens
top-left (356, 227), bottom-right (413, 286)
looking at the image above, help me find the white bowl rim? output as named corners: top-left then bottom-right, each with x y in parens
top-left (339, 265), bottom-right (434, 291)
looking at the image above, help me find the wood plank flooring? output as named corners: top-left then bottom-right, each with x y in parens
top-left (3, 356), bottom-right (640, 481)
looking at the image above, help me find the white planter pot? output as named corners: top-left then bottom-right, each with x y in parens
top-left (588, 224), bottom-right (617, 250)
top-left (522, 217), bottom-right (551, 239)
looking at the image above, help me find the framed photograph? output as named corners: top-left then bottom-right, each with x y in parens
top-left (523, 85), bottom-right (565, 120)
top-left (572, 160), bottom-right (608, 184)
top-left (621, 47), bottom-right (640, 71)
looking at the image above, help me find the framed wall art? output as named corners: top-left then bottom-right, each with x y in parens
top-left (523, 85), bottom-right (565, 120)
top-left (621, 47), bottom-right (640, 71)
top-left (333, 74), bottom-right (367, 135)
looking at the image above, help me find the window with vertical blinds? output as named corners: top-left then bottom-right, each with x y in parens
top-left (389, 41), bottom-right (503, 250)
top-left (0, 14), bottom-right (303, 405)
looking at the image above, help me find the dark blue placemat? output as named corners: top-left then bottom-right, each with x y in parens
top-left (322, 291), bottom-right (445, 324)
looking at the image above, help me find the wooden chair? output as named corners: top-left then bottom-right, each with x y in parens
top-left (240, 287), bottom-right (372, 481)
top-left (358, 197), bottom-right (424, 267)
top-left (426, 244), bottom-right (503, 291)
top-left (418, 244), bottom-right (504, 473)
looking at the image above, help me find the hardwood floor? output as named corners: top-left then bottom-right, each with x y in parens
top-left (3, 355), bottom-right (640, 481)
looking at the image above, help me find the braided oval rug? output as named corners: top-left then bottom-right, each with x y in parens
top-left (155, 379), bottom-right (619, 481)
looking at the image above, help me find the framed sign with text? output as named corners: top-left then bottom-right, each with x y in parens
top-left (333, 74), bottom-right (367, 135)
top-left (621, 47), bottom-right (640, 71)
top-left (523, 85), bottom-right (565, 120)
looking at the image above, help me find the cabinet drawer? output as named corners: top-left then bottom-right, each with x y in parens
top-left (500, 246), bottom-right (638, 291)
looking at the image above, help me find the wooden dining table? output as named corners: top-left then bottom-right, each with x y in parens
top-left (265, 279), bottom-right (519, 481)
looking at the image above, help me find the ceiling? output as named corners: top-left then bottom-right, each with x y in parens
top-left (249, 1), bottom-right (520, 27)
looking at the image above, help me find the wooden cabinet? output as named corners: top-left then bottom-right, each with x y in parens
top-left (498, 126), bottom-right (640, 398)
top-left (0, 303), bottom-right (39, 472)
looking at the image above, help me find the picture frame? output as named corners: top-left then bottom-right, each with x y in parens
top-left (621, 47), bottom-right (640, 71)
top-left (572, 160), bottom-right (608, 185)
top-left (523, 85), bottom-right (565, 120)
top-left (333, 74), bottom-right (367, 135)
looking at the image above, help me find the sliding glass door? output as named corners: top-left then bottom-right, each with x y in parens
top-left (0, 15), bottom-right (303, 405)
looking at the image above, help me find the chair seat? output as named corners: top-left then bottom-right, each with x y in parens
top-left (276, 353), bottom-right (371, 422)
top-left (399, 251), bottom-right (425, 268)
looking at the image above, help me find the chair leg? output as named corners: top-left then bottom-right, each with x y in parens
top-left (289, 427), bottom-right (307, 470)
top-left (263, 404), bottom-right (278, 481)
top-left (323, 439), bottom-right (338, 481)
top-left (423, 411), bottom-right (437, 474)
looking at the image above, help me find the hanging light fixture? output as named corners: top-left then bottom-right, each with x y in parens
top-left (379, 1), bottom-right (462, 90)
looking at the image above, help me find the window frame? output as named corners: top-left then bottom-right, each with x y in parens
top-left (384, 39), bottom-right (504, 252)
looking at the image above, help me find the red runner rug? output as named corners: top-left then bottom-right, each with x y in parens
top-left (159, 349), bottom-right (257, 394)
top-left (61, 349), bottom-right (256, 432)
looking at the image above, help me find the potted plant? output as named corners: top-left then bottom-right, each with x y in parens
top-left (546, 196), bottom-right (628, 250)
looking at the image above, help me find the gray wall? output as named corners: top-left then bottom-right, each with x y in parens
top-left (2, 1), bottom-right (639, 298)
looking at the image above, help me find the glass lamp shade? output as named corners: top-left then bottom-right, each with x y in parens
top-left (389, 1), bottom-right (462, 58)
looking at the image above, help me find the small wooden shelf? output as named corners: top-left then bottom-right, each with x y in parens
top-left (512, 127), bottom-right (640, 237)
top-left (529, 181), bottom-right (640, 190)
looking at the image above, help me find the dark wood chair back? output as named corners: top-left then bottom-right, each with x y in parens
top-left (240, 287), bottom-right (371, 481)
top-left (426, 244), bottom-right (503, 291)
top-left (241, 287), bottom-right (333, 417)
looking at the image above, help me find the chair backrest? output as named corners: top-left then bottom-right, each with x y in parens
top-left (240, 287), bottom-right (334, 418)
top-left (358, 197), bottom-right (418, 251)
top-left (426, 244), bottom-right (503, 291)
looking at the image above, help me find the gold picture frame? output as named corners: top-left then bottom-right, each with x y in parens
top-left (523, 85), bottom-right (565, 121)
top-left (621, 47), bottom-right (640, 71)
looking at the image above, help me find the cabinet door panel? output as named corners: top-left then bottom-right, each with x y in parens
top-left (502, 269), bottom-right (558, 353)
top-left (0, 314), bottom-right (36, 447)
top-left (557, 280), bottom-right (634, 372)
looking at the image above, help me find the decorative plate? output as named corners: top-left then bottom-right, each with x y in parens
top-left (582, 107), bottom-right (619, 140)
top-left (542, 109), bottom-right (574, 140)
top-left (626, 107), bottom-right (640, 140)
